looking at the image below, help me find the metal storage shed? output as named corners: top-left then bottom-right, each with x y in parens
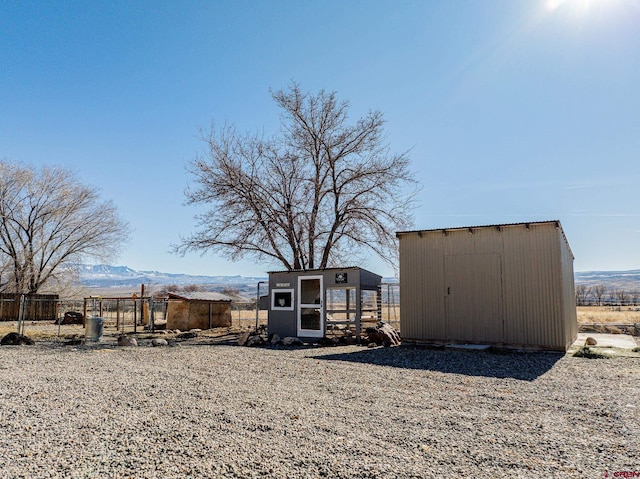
top-left (267, 267), bottom-right (382, 340)
top-left (397, 220), bottom-right (577, 351)
top-left (166, 292), bottom-right (233, 330)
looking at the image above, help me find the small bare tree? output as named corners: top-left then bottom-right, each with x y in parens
top-left (575, 284), bottom-right (591, 306)
top-left (615, 289), bottom-right (628, 306)
top-left (592, 284), bottom-right (607, 305)
top-left (176, 83), bottom-right (417, 271)
top-left (0, 161), bottom-right (129, 294)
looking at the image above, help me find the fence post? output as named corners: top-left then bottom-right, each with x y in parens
top-left (150, 298), bottom-right (155, 332)
top-left (18, 294), bottom-right (25, 335)
top-left (255, 281), bottom-right (265, 331)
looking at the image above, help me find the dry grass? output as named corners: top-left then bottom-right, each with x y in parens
top-left (577, 306), bottom-right (640, 324)
top-left (3, 306), bottom-right (632, 342)
top-left (0, 323), bottom-right (85, 341)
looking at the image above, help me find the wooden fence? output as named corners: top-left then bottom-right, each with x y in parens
top-left (0, 293), bottom-right (59, 321)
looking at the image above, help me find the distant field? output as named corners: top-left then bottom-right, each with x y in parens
top-left (577, 305), bottom-right (640, 324)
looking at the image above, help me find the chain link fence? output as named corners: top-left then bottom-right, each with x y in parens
top-left (0, 284), bottom-right (401, 341)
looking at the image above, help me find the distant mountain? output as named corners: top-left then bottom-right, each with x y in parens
top-left (574, 269), bottom-right (640, 292)
top-left (78, 264), bottom-right (267, 288)
top-left (79, 264), bottom-right (640, 294)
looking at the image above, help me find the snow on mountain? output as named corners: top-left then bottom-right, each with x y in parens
top-left (78, 264), bottom-right (640, 292)
top-left (78, 264), bottom-right (267, 288)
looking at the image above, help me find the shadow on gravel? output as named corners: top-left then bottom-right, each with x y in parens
top-left (311, 347), bottom-right (564, 381)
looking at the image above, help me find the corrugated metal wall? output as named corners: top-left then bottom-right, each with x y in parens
top-left (398, 221), bottom-right (577, 350)
top-left (559, 227), bottom-right (578, 348)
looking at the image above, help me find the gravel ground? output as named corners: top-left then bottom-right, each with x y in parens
top-left (0, 338), bottom-right (638, 479)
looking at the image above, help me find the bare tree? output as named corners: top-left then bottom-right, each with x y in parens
top-left (182, 284), bottom-right (205, 293)
top-left (176, 83), bottom-right (417, 271)
top-left (631, 290), bottom-right (640, 306)
top-left (575, 284), bottom-right (591, 306)
top-left (0, 161), bottom-right (129, 294)
top-left (615, 289), bottom-right (628, 306)
top-left (592, 284), bottom-right (607, 305)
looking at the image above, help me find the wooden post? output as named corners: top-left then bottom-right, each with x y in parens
top-left (116, 299), bottom-right (120, 330)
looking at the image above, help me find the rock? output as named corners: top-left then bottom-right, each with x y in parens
top-left (585, 337), bottom-right (598, 346)
top-left (118, 336), bottom-right (138, 347)
top-left (270, 334), bottom-right (281, 345)
top-left (282, 337), bottom-right (302, 346)
top-left (365, 322), bottom-right (401, 347)
top-left (367, 342), bottom-right (378, 348)
top-left (246, 335), bottom-right (265, 347)
top-left (1, 332), bottom-right (35, 346)
top-left (317, 337), bottom-right (334, 346)
top-left (151, 338), bottom-right (168, 347)
top-left (238, 331), bottom-right (251, 346)
top-left (55, 311), bottom-right (84, 325)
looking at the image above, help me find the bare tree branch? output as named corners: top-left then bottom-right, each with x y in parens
top-left (175, 84), bottom-right (419, 271)
top-left (0, 161), bottom-right (129, 294)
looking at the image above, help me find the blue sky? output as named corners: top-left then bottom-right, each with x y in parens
top-left (2, 0), bottom-right (639, 277)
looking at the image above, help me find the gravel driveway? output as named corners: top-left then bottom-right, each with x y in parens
top-left (0, 340), bottom-right (638, 478)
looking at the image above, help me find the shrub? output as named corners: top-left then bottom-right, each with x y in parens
top-left (573, 346), bottom-right (610, 359)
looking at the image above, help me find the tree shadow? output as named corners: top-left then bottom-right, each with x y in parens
top-left (309, 346), bottom-right (565, 381)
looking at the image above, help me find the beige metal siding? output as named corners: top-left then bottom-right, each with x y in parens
top-left (399, 221), bottom-right (576, 350)
top-left (501, 223), bottom-right (563, 349)
top-left (559, 228), bottom-right (578, 348)
top-left (398, 233), bottom-right (445, 340)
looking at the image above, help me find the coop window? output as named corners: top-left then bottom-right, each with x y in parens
top-left (325, 287), bottom-right (356, 324)
top-left (271, 289), bottom-right (294, 311)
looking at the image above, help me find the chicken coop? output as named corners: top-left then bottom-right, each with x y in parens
top-left (267, 267), bottom-right (382, 340)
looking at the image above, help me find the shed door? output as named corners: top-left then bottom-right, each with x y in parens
top-left (445, 253), bottom-right (503, 343)
top-left (297, 275), bottom-right (324, 338)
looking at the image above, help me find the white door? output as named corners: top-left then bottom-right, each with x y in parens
top-left (297, 275), bottom-right (324, 337)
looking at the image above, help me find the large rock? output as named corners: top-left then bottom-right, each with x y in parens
top-left (237, 331), bottom-right (251, 346)
top-left (1, 332), bottom-right (35, 346)
top-left (151, 338), bottom-right (168, 347)
top-left (246, 335), bottom-right (265, 347)
top-left (365, 322), bottom-right (401, 347)
top-left (282, 336), bottom-right (303, 346)
top-left (118, 336), bottom-right (138, 347)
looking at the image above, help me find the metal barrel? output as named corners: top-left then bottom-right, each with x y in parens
top-left (85, 316), bottom-right (105, 342)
